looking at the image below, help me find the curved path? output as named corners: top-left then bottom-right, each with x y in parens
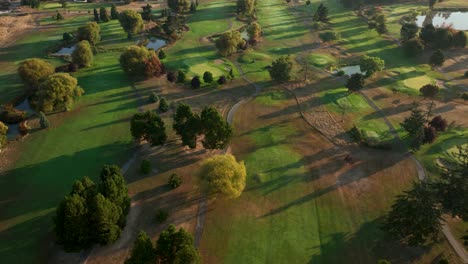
top-left (360, 91), bottom-right (468, 263)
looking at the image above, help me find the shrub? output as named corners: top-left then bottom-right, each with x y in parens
top-left (39, 111), bottom-right (49, 128)
top-left (177, 70), bottom-right (186, 83)
top-left (0, 105), bottom-right (26, 124)
top-left (158, 50), bottom-right (166, 60)
top-left (63, 32), bottom-right (73, 43)
top-left (217, 75), bottom-right (227, 85)
top-left (140, 159), bottom-right (151, 174)
top-left (203, 71), bottom-right (214, 83)
top-left (419, 84), bottom-right (439, 98)
top-left (159, 97), bottom-right (169, 112)
top-left (429, 49), bottom-right (445, 67)
top-left (268, 56), bottom-right (293, 83)
top-left (18, 58), bottom-right (55, 89)
top-left (191, 76), bottom-right (201, 89)
top-left (68, 63), bottom-right (78, 72)
top-left (462, 93), bottom-right (468, 100)
top-left (148, 92), bottom-right (159, 103)
top-left (155, 209), bottom-right (168, 224)
top-left (168, 173), bottom-right (182, 189)
top-left (429, 116), bottom-right (447, 131)
top-left (336, 70), bottom-right (345, 76)
top-left (167, 71), bottom-right (176, 82)
top-left (319, 31), bottom-right (339, 42)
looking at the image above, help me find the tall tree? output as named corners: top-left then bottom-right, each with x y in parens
top-left (429, 49), bottom-right (445, 66)
top-left (155, 225), bottom-right (201, 263)
top-left (401, 103), bottom-right (426, 150)
top-left (173, 103), bottom-right (201, 148)
top-left (141, 4), bottom-right (152, 21)
top-left (268, 56), bottom-right (293, 83)
top-left (419, 23), bottom-right (436, 45)
top-left (77, 22), bottom-right (101, 45)
top-left (34, 73), bottom-right (84, 112)
top-left (200, 106), bottom-right (233, 149)
top-left (125, 231), bottom-right (156, 264)
top-left (118, 10), bottom-right (144, 39)
top-left (72, 40), bottom-right (93, 68)
top-left (247, 21), bottom-right (262, 44)
top-left (419, 84), bottom-right (439, 98)
top-left (130, 111), bottom-right (167, 146)
top-left (99, 7), bottom-right (110, 22)
top-left (111, 4), bottom-right (119, 19)
top-left (382, 182), bottom-right (443, 246)
top-left (18, 58), bottom-right (55, 89)
top-left (215, 31), bottom-right (242, 57)
top-left (400, 22), bottom-right (419, 41)
top-left (313, 3), bottom-right (329, 23)
top-left (345, 73), bottom-right (365, 92)
top-left (89, 193), bottom-right (122, 245)
top-left (93, 8), bottom-right (100, 22)
top-left (100, 165), bottom-right (131, 225)
top-left (236, 0), bottom-right (255, 15)
top-left (359, 55), bottom-right (385, 78)
top-left (120, 46), bottom-right (164, 79)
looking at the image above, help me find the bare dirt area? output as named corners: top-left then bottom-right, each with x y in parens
top-left (0, 15), bottom-right (34, 47)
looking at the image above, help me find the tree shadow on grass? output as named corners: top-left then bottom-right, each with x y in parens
top-left (307, 219), bottom-right (432, 263)
top-left (0, 142), bottom-right (133, 263)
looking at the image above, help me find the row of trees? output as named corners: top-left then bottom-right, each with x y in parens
top-left (401, 22), bottom-right (467, 57)
top-left (126, 226), bottom-right (200, 264)
top-left (382, 144), bottom-right (467, 246)
top-left (130, 104), bottom-right (233, 150)
top-left (54, 165), bottom-right (131, 251)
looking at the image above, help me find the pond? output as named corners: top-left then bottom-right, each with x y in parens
top-left (416, 11), bottom-right (468, 31)
top-left (146, 38), bottom-right (168, 50)
top-left (52, 45), bottom-right (76, 56)
top-left (6, 99), bottom-right (33, 140)
top-left (334, 65), bottom-right (364, 76)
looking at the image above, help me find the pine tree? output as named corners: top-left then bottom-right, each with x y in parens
top-left (401, 103), bottom-right (426, 150)
top-left (93, 8), bottom-right (100, 22)
top-left (111, 4), bottom-right (119, 20)
top-left (99, 7), bottom-right (110, 22)
top-left (313, 3), bottom-right (329, 23)
top-left (39, 111), bottom-right (49, 128)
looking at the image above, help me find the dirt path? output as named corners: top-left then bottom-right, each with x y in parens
top-left (360, 90), bottom-right (468, 263)
top-left (194, 60), bottom-right (261, 247)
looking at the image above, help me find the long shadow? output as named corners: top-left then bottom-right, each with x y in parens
top-left (308, 219), bottom-right (432, 263)
top-left (0, 142), bottom-right (133, 263)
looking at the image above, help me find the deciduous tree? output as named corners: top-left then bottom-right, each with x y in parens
top-left (359, 55), bottom-right (385, 78)
top-left (419, 84), bottom-right (439, 98)
top-left (429, 49), bottom-right (445, 66)
top-left (72, 40), bottom-right (93, 68)
top-left (268, 56), bottom-right (293, 83)
top-left (400, 22), bottom-right (419, 41)
top-left (34, 73), bottom-right (84, 112)
top-left (77, 22), bottom-right (101, 45)
top-left (120, 46), bottom-right (164, 79)
top-left (130, 111), bottom-right (167, 146)
top-left (119, 10), bottom-right (144, 39)
top-left (247, 21), bottom-right (262, 44)
top-left (429, 115), bottom-right (447, 131)
top-left (215, 31), bottom-right (242, 57)
top-left (199, 154), bottom-right (246, 198)
top-left (18, 58), bottom-right (55, 89)
top-left (203, 71), bottom-right (213, 83)
top-left (345, 73), bottom-right (365, 92)
top-left (200, 106), bottom-right (233, 149)
top-left (191, 76), bottom-right (201, 89)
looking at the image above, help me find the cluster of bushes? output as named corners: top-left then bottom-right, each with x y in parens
top-left (125, 225), bottom-right (201, 264)
top-left (18, 59), bottom-right (84, 112)
top-left (0, 105), bottom-right (26, 124)
top-left (54, 165), bottom-right (131, 251)
top-left (319, 30), bottom-right (340, 42)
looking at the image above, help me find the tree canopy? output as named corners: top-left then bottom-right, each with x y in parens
top-left (236, 0), bottom-right (255, 15)
top-left (382, 182), bottom-right (443, 246)
top-left (72, 40), bottom-right (93, 68)
top-left (401, 103), bottom-right (426, 150)
top-left (199, 154), bottom-right (247, 198)
top-left (247, 21), bottom-right (262, 44)
top-left (118, 10), bottom-right (144, 39)
top-left (54, 165), bottom-right (130, 251)
top-left (268, 56), bottom-right (293, 83)
top-left (345, 73), bottom-right (365, 92)
top-left (429, 49), bottom-right (445, 66)
top-left (33, 73), bottom-right (84, 112)
top-left (125, 231), bottom-right (155, 264)
top-left (18, 58), bottom-right (55, 89)
top-left (0, 121), bottom-right (8, 149)
top-left (120, 45), bottom-right (164, 79)
top-left (200, 106), bottom-right (233, 149)
top-left (77, 22), bottom-right (101, 45)
top-left (400, 22), bottom-right (419, 41)
top-left (99, 7), bottom-right (110, 22)
top-left (359, 55), bottom-right (385, 78)
top-left (313, 3), bottom-right (329, 23)
top-left (130, 111), bottom-right (167, 146)
top-left (215, 31), bottom-right (242, 57)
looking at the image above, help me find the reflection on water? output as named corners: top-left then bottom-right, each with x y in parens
top-left (334, 65), bottom-right (364, 76)
top-left (416, 12), bottom-right (468, 31)
top-left (52, 45), bottom-right (76, 56)
top-left (146, 38), bottom-right (167, 50)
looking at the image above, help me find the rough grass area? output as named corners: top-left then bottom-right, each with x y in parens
top-left (254, 90), bottom-right (288, 106)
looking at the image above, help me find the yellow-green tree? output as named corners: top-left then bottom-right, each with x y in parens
top-left (199, 154), bottom-right (246, 198)
top-left (0, 121), bottom-right (8, 149)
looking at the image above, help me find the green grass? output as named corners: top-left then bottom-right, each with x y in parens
top-left (254, 90), bottom-right (288, 106)
top-left (0, 16), bottom-right (139, 263)
top-left (39, 2), bottom-right (114, 11)
top-left (163, 0), bottom-right (239, 78)
top-left (321, 87), bottom-right (372, 113)
top-left (308, 53), bottom-right (337, 68)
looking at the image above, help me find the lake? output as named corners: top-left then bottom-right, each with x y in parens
top-left (416, 11), bottom-right (468, 31)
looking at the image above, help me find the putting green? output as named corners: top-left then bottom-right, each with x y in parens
top-left (403, 75), bottom-right (435, 89)
top-left (190, 62), bottom-right (226, 77)
top-left (308, 53), bottom-right (336, 68)
top-left (322, 88), bottom-right (371, 113)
